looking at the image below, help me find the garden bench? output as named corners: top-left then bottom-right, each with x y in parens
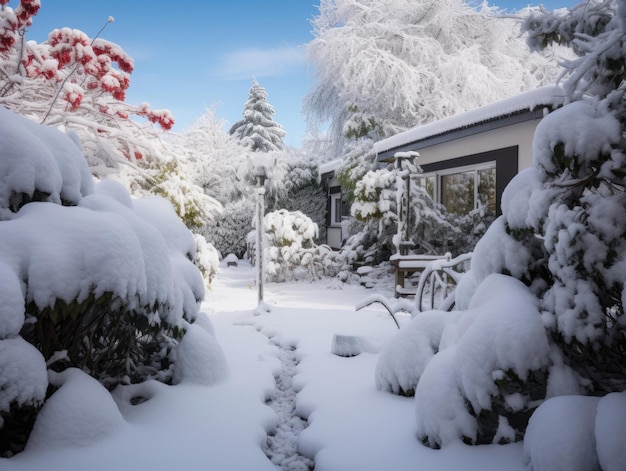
top-left (391, 253), bottom-right (451, 298)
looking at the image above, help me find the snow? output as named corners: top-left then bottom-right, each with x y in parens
top-left (0, 337), bottom-right (47, 425)
top-left (533, 98), bottom-right (622, 175)
top-left (524, 395), bottom-right (601, 471)
top-left (172, 321), bottom-right (228, 386)
top-left (0, 106), bottom-right (93, 214)
top-left (3, 261), bottom-right (537, 471)
top-left (373, 85), bottom-right (566, 156)
top-left (26, 369), bottom-right (127, 451)
top-left (1, 100), bottom-right (621, 470)
top-left (595, 392), bottom-right (626, 471)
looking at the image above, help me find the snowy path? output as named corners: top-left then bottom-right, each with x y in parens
top-left (262, 338), bottom-right (314, 471)
top-left (207, 262), bottom-right (529, 471)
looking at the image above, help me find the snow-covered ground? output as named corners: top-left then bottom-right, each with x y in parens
top-left (4, 260), bottom-right (528, 470)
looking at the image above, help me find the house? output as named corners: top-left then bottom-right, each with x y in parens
top-left (373, 85), bottom-right (566, 217)
top-left (319, 158), bottom-right (350, 249)
top-left (374, 85), bottom-right (566, 296)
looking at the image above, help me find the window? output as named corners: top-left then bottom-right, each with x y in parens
top-left (417, 163), bottom-right (496, 216)
top-left (330, 192), bottom-right (343, 226)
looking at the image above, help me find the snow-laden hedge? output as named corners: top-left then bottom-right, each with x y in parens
top-left (0, 107), bottom-right (226, 456)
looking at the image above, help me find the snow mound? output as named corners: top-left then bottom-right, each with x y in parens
top-left (27, 368), bottom-right (126, 451)
top-left (595, 391), bottom-right (626, 471)
top-left (523, 395), bottom-right (600, 471)
top-left (0, 337), bottom-right (47, 423)
top-left (375, 311), bottom-right (459, 396)
top-left (93, 179), bottom-right (134, 209)
top-left (173, 323), bottom-right (229, 386)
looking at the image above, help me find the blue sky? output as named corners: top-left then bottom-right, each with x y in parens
top-left (24, 0), bottom-right (579, 148)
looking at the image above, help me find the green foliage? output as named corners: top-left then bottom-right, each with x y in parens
top-left (143, 161), bottom-right (216, 231)
top-left (343, 105), bottom-right (382, 139)
top-left (269, 161), bottom-right (328, 244)
top-left (20, 292), bottom-right (185, 389)
top-left (204, 198), bottom-right (255, 259)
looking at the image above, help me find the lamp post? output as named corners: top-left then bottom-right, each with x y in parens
top-left (254, 166), bottom-right (267, 305)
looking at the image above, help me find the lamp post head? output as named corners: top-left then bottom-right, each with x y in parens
top-left (254, 166), bottom-right (267, 187)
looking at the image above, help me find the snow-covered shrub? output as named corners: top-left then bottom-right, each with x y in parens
top-left (250, 209), bottom-right (340, 282)
top-left (0, 107), bottom-right (216, 456)
top-left (142, 159), bottom-right (223, 231)
top-left (204, 198), bottom-right (256, 259)
top-left (269, 157), bottom-right (328, 245)
top-left (414, 275), bottom-right (552, 448)
top-left (193, 233), bottom-right (220, 288)
top-left (523, 395), bottom-right (601, 471)
top-left (26, 368), bottom-right (127, 452)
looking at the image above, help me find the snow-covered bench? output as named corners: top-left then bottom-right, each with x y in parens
top-left (390, 253), bottom-right (451, 298)
top-left (356, 252), bottom-right (472, 328)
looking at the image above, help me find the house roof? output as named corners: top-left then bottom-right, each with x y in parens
top-left (374, 85), bottom-right (566, 161)
top-left (318, 157), bottom-right (343, 176)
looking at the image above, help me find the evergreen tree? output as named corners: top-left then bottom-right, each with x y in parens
top-left (229, 79), bottom-right (286, 152)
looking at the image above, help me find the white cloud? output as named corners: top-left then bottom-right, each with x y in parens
top-left (215, 45), bottom-right (306, 80)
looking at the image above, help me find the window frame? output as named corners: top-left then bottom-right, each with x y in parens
top-left (417, 146), bottom-right (518, 217)
top-left (419, 161), bottom-right (496, 215)
top-left (330, 191), bottom-right (343, 227)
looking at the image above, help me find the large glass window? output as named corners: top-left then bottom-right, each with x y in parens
top-left (417, 163), bottom-right (496, 216)
top-left (441, 171), bottom-right (475, 216)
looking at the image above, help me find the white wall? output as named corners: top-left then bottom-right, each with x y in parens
top-left (415, 118), bottom-right (540, 171)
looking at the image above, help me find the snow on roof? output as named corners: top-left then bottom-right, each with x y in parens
top-left (374, 85), bottom-right (566, 155)
top-left (318, 157), bottom-right (343, 176)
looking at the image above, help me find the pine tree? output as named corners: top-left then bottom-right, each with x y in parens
top-left (229, 79), bottom-right (286, 152)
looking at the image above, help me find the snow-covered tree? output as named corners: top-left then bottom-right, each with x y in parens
top-left (229, 79), bottom-right (286, 153)
top-left (0, 1), bottom-right (221, 245)
top-left (305, 0), bottom-right (569, 145)
top-left (0, 1), bottom-right (174, 167)
top-left (374, 0), bottom-right (626, 452)
top-left (176, 108), bottom-right (249, 202)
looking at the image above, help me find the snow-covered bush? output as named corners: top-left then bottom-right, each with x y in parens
top-left (193, 233), bottom-right (220, 287)
top-left (249, 209), bottom-right (340, 282)
top-left (269, 157), bottom-right (328, 245)
top-left (0, 107), bottom-right (218, 456)
top-left (414, 275), bottom-right (552, 447)
top-left (204, 198), bottom-right (256, 259)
